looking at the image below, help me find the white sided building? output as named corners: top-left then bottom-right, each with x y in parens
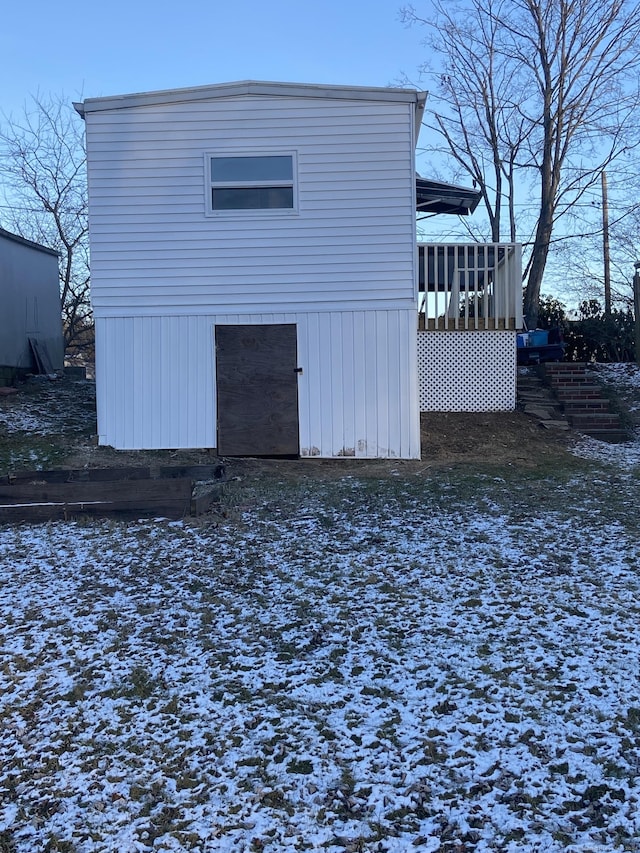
top-left (76, 80), bottom-right (522, 458)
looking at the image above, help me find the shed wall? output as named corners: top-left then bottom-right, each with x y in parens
top-left (95, 310), bottom-right (420, 458)
top-left (0, 234), bottom-right (63, 370)
top-left (84, 95), bottom-right (417, 317)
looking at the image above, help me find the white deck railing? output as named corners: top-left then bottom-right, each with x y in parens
top-left (417, 242), bottom-right (523, 330)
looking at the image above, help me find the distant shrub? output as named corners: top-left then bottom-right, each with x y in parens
top-left (536, 296), bottom-right (636, 362)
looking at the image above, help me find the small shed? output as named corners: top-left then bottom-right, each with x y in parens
top-left (0, 228), bottom-right (64, 383)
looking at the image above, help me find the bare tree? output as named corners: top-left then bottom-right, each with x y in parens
top-left (404, 0), bottom-right (531, 244)
top-left (0, 93), bottom-right (92, 356)
top-left (402, 0), bottom-right (640, 326)
top-left (542, 152), bottom-right (640, 310)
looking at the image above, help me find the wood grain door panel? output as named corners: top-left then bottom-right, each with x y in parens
top-left (215, 324), bottom-right (299, 456)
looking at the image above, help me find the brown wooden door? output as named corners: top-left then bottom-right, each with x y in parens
top-left (215, 324), bottom-right (300, 456)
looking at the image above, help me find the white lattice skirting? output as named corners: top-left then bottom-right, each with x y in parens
top-left (418, 331), bottom-right (516, 412)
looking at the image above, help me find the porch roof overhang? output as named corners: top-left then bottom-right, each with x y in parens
top-left (416, 177), bottom-right (482, 216)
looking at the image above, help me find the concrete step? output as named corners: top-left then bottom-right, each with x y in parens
top-left (524, 404), bottom-right (564, 419)
top-left (518, 388), bottom-right (558, 406)
top-left (539, 419), bottom-right (571, 431)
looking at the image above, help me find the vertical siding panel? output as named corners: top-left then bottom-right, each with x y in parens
top-left (306, 312), bottom-right (322, 456)
top-left (341, 312), bottom-right (356, 457)
top-left (171, 316), bottom-right (183, 446)
top-left (134, 317), bottom-right (148, 448)
top-left (171, 316), bottom-right (183, 447)
top-left (167, 317), bottom-right (178, 447)
top-left (94, 318), bottom-right (108, 444)
top-left (375, 312), bottom-right (390, 456)
top-left (147, 317), bottom-right (160, 447)
top-left (211, 314), bottom-right (222, 445)
top-left (352, 312), bottom-right (367, 457)
top-left (387, 311), bottom-right (402, 457)
top-left (362, 311), bottom-right (379, 457)
top-left (124, 319), bottom-right (134, 448)
top-left (295, 315), bottom-right (310, 456)
top-left (122, 319), bottom-right (136, 449)
top-left (202, 316), bottom-right (216, 447)
top-left (97, 308), bottom-right (419, 456)
top-left (116, 319), bottom-right (129, 449)
top-left (187, 317), bottom-right (198, 447)
top-left (184, 316), bottom-right (197, 447)
top-left (102, 319), bottom-right (117, 447)
top-left (146, 317), bottom-right (162, 448)
top-left (318, 313), bottom-right (333, 456)
top-left (330, 312), bottom-right (344, 456)
top-left (96, 315), bottom-right (218, 450)
top-left (402, 311), bottom-right (420, 458)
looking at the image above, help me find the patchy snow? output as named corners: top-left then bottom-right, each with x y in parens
top-left (570, 434), bottom-right (640, 467)
top-left (1, 365), bottom-right (640, 851)
top-left (1, 481), bottom-right (640, 852)
top-left (567, 363), bottom-right (640, 468)
top-left (595, 363), bottom-right (640, 409)
top-left (0, 378), bottom-right (95, 436)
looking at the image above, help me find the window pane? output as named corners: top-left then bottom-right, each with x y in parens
top-left (212, 186), bottom-right (294, 210)
top-left (211, 155), bottom-right (293, 183)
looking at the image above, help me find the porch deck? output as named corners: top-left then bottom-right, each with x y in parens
top-left (417, 242), bottom-right (523, 331)
top-left (416, 242), bottom-right (522, 412)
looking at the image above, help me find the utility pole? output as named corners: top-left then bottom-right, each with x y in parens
top-left (634, 263), bottom-right (640, 364)
top-left (602, 171), bottom-right (611, 316)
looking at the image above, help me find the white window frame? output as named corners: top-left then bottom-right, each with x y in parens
top-left (204, 150), bottom-right (299, 217)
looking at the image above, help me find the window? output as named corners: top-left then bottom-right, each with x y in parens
top-left (207, 153), bottom-right (296, 213)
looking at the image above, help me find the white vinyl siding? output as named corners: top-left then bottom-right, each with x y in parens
top-left (95, 310), bottom-right (420, 458)
top-left (85, 95), bottom-right (416, 318)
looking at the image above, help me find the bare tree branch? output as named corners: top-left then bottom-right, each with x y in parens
top-left (0, 93), bottom-right (92, 357)
top-left (402, 0), bottom-right (640, 325)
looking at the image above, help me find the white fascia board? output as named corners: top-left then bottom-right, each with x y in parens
top-left (75, 80), bottom-right (426, 116)
top-left (414, 91), bottom-right (428, 148)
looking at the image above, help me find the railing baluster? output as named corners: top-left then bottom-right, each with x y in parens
top-left (483, 244), bottom-right (490, 329)
top-left (416, 242), bottom-right (522, 331)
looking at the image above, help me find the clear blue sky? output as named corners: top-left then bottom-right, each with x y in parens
top-left (1, 0), bottom-right (429, 115)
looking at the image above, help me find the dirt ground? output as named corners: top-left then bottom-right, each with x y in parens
top-left (59, 380), bottom-right (575, 479)
top-left (0, 375), bottom-right (576, 480)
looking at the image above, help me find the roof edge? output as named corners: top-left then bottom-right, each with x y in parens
top-left (0, 227), bottom-right (60, 257)
top-left (415, 177), bottom-right (482, 216)
top-left (76, 80), bottom-right (425, 115)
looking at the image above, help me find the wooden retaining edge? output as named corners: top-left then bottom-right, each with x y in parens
top-left (0, 465), bottom-right (225, 523)
top-left (1, 463), bottom-right (224, 485)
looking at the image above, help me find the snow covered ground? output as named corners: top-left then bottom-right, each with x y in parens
top-left (570, 364), bottom-right (640, 468)
top-left (1, 366), bottom-right (640, 852)
top-left (1, 474), bottom-right (640, 853)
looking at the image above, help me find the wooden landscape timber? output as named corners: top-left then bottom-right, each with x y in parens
top-left (0, 463), bottom-right (224, 485)
top-left (0, 464), bottom-right (225, 523)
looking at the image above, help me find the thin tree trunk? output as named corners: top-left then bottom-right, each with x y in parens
top-left (524, 212), bottom-right (554, 327)
top-left (602, 170), bottom-right (612, 316)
